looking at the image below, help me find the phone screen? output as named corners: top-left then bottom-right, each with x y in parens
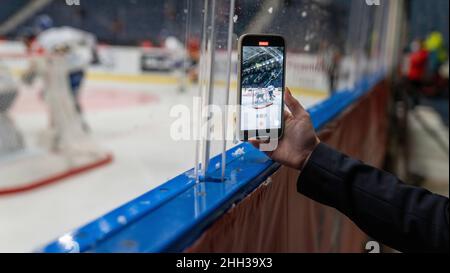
top-left (240, 42), bottom-right (285, 133)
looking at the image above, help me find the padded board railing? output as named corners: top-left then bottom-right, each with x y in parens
top-left (40, 71), bottom-right (385, 253)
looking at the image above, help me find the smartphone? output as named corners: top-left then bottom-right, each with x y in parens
top-left (237, 34), bottom-right (286, 141)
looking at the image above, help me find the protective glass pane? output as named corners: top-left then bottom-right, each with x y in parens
top-left (0, 0), bottom-right (196, 251)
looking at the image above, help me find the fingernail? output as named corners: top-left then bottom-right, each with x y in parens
top-left (286, 90), bottom-right (292, 101)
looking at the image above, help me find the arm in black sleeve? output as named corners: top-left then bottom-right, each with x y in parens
top-left (298, 143), bottom-right (449, 253)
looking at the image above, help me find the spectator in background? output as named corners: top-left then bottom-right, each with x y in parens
top-left (425, 31), bottom-right (448, 79)
top-left (422, 31), bottom-right (449, 126)
top-left (407, 39), bottom-right (429, 106)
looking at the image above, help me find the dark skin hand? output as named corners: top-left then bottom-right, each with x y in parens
top-left (249, 88), bottom-right (320, 170)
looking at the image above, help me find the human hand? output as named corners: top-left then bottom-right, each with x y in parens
top-left (249, 88), bottom-right (320, 170)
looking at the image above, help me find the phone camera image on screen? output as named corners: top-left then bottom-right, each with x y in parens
top-left (240, 45), bottom-right (284, 132)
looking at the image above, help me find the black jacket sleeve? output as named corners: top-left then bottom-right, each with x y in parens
top-left (297, 143), bottom-right (449, 253)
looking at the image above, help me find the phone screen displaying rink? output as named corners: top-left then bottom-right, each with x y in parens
top-left (240, 46), bottom-right (284, 131)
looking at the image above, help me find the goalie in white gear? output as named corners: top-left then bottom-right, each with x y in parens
top-left (23, 15), bottom-right (97, 131)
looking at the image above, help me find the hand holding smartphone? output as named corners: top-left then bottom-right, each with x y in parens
top-left (237, 34), bottom-right (286, 142)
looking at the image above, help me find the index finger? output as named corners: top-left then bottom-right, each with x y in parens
top-left (285, 87), bottom-right (306, 118)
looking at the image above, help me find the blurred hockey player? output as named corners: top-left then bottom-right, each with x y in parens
top-left (164, 36), bottom-right (188, 93)
top-left (268, 85), bottom-right (275, 101)
top-left (163, 36), bottom-right (200, 93)
top-left (186, 38), bottom-right (200, 83)
top-left (23, 15), bottom-right (97, 131)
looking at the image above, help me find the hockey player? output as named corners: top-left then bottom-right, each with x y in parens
top-left (36, 15), bottom-right (96, 114)
top-left (23, 15), bottom-right (97, 131)
top-left (268, 85), bottom-right (275, 101)
top-left (164, 36), bottom-right (188, 93)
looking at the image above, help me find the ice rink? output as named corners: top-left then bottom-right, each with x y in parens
top-left (241, 89), bottom-right (283, 131)
top-left (0, 62), bottom-right (325, 252)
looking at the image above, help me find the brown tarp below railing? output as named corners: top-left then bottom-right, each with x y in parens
top-left (186, 81), bottom-right (390, 253)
